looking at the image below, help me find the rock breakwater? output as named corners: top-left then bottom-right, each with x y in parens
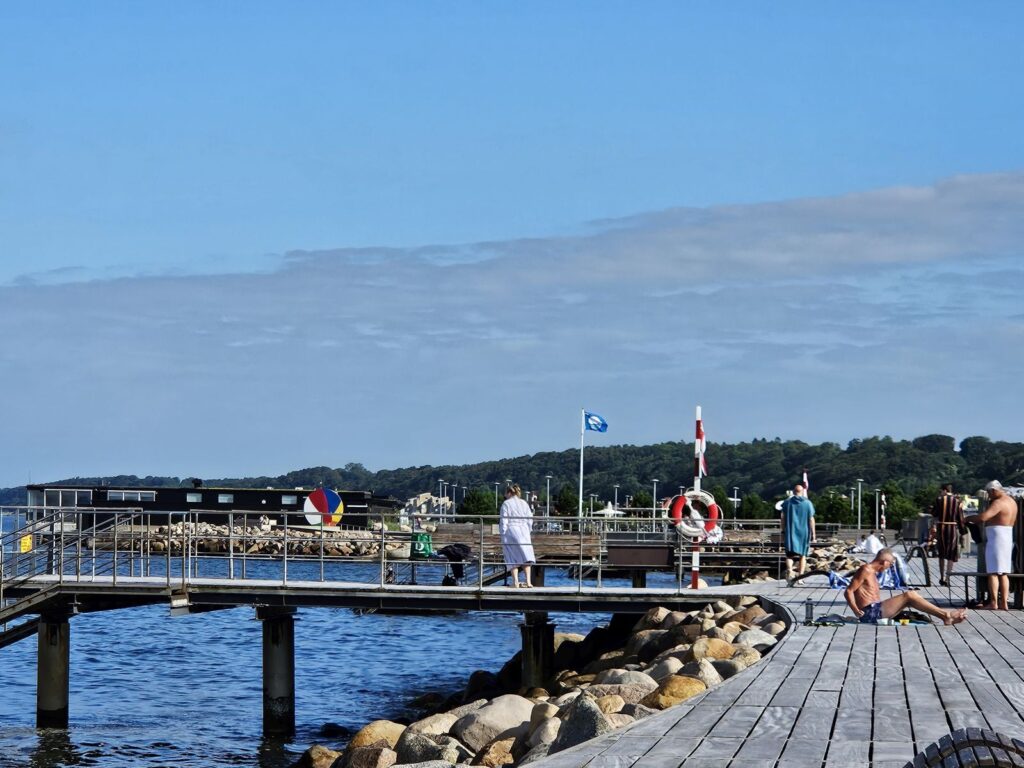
top-left (296, 596), bottom-right (787, 768)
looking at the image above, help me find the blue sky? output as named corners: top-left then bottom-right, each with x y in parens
top-left (2, 4), bottom-right (1023, 487)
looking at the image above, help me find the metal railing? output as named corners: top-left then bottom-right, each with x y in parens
top-left (2, 508), bottom-right (794, 603)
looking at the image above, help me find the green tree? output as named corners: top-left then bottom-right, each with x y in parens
top-left (631, 490), bottom-right (653, 511)
top-left (554, 484), bottom-right (579, 516)
top-left (460, 487), bottom-right (495, 518)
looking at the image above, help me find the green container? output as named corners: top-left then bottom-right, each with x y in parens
top-left (411, 532), bottom-right (432, 560)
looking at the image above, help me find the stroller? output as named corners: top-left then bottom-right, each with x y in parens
top-left (436, 543), bottom-right (472, 586)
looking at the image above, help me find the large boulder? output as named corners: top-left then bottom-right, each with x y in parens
top-left (394, 730), bottom-right (459, 765)
top-left (640, 675), bottom-right (707, 710)
top-left (583, 681), bottom-right (658, 705)
top-left (720, 604), bottom-right (767, 627)
top-left (463, 671), bottom-right (501, 703)
top-left (294, 744), bottom-right (342, 768)
top-left (650, 643), bottom-right (692, 665)
top-left (734, 628), bottom-right (778, 648)
top-left (471, 736), bottom-right (515, 767)
top-left (582, 650), bottom-right (627, 675)
top-left (592, 669), bottom-right (657, 687)
top-left (731, 646), bottom-right (762, 668)
top-left (678, 658), bottom-right (724, 688)
top-left (549, 695), bottom-right (613, 754)
top-left (432, 735), bottom-right (473, 764)
top-left (763, 621), bottom-right (786, 636)
top-left (517, 742), bottom-right (551, 765)
top-left (446, 699), bottom-right (488, 719)
top-left (621, 703), bottom-right (658, 720)
top-left (645, 656), bottom-right (683, 681)
top-left (660, 610), bottom-right (693, 629)
top-left (451, 695), bottom-right (534, 753)
top-left (710, 659), bottom-right (745, 679)
top-left (346, 744), bottom-right (398, 768)
top-left (407, 712), bottom-right (458, 736)
top-left (606, 713), bottom-right (635, 729)
top-left (528, 717), bottom-right (560, 749)
top-left (595, 694), bottom-right (625, 714)
top-left (349, 722), bottom-right (407, 751)
top-left (689, 637), bottom-right (735, 661)
top-left (529, 702), bottom-right (558, 732)
top-left (632, 606), bottom-right (670, 632)
top-left (719, 621), bottom-right (748, 641)
top-left (625, 629), bottom-right (669, 662)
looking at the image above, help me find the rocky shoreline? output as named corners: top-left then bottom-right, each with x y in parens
top-left (296, 596), bottom-right (787, 768)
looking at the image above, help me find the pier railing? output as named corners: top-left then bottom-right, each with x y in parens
top-left (2, 507), bottom-right (795, 607)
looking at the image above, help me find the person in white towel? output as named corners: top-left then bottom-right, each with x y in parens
top-left (968, 480), bottom-right (1018, 610)
top-left (499, 484), bottom-right (536, 588)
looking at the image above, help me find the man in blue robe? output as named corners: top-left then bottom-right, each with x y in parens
top-left (781, 483), bottom-right (816, 581)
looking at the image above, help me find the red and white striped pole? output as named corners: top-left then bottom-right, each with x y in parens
top-left (691, 405), bottom-right (704, 589)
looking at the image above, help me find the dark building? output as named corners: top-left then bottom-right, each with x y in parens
top-left (25, 484), bottom-right (398, 529)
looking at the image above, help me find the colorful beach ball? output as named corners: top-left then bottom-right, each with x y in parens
top-left (304, 488), bottom-right (344, 526)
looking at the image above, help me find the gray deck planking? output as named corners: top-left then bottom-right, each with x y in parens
top-left (529, 551), bottom-right (1024, 768)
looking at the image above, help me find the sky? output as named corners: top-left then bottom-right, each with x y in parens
top-left (2, 3), bottom-right (1023, 488)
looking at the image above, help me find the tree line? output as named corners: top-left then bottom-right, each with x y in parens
top-left (4, 433), bottom-right (1021, 530)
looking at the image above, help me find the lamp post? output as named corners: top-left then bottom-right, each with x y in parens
top-left (652, 479), bottom-right (659, 527)
top-left (545, 475), bottom-right (552, 519)
top-left (613, 484), bottom-right (619, 510)
top-left (438, 479), bottom-right (444, 518)
top-left (874, 489), bottom-right (880, 531)
top-left (589, 494), bottom-right (596, 514)
top-left (732, 486), bottom-right (740, 524)
top-left (856, 479), bottom-right (864, 534)
top-left (494, 482), bottom-right (500, 511)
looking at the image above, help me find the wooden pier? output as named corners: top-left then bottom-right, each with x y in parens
top-left (530, 552), bottom-right (1024, 768)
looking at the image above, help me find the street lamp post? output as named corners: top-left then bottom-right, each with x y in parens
top-left (652, 479), bottom-right (659, 528)
top-left (438, 479), bottom-right (444, 518)
top-left (545, 475), bottom-right (552, 519)
top-left (613, 484), bottom-right (619, 510)
top-left (856, 479), bottom-right (864, 534)
top-left (874, 489), bottom-right (880, 531)
top-left (494, 482), bottom-right (500, 511)
top-left (732, 486), bottom-right (740, 523)
top-left (589, 494), bottom-right (596, 514)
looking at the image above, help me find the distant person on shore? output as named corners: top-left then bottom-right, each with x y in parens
top-left (863, 531), bottom-right (884, 556)
top-left (967, 480), bottom-right (1019, 610)
top-left (499, 484), bottom-right (535, 588)
top-left (781, 483), bottom-right (816, 580)
top-left (930, 483), bottom-right (967, 587)
top-left (845, 549), bottom-right (967, 625)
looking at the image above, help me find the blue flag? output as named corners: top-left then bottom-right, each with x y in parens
top-left (584, 411), bottom-right (608, 432)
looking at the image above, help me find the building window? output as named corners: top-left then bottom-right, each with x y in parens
top-left (106, 490), bottom-right (156, 503)
top-left (217, 494), bottom-right (234, 504)
top-left (139, 491), bottom-right (156, 502)
top-left (282, 495), bottom-right (298, 505)
top-left (107, 491), bottom-right (124, 502)
top-left (186, 492), bottom-right (202, 503)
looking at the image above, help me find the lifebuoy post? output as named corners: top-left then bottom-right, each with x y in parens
top-left (691, 406), bottom-right (706, 589)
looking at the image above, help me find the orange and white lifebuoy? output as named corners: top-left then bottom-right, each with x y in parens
top-left (669, 490), bottom-right (723, 544)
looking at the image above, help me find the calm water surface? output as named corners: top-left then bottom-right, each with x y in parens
top-left (0, 564), bottom-right (700, 768)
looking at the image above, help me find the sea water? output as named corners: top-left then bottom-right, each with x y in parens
top-left (0, 566), bottom-right (705, 768)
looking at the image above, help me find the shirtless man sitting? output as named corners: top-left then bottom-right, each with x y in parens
top-left (845, 548), bottom-right (967, 625)
top-left (967, 480), bottom-right (1020, 610)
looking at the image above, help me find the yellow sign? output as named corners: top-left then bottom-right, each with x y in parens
top-left (19, 535), bottom-right (32, 553)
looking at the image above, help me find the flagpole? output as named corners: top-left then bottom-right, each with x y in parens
top-left (578, 408), bottom-right (585, 518)
top-left (691, 405), bottom-right (702, 589)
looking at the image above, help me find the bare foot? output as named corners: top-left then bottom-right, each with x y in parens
top-left (943, 609), bottom-right (967, 625)
top-left (980, 603), bottom-right (998, 610)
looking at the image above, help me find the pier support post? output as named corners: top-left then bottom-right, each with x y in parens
top-left (258, 606), bottom-right (296, 738)
top-left (37, 607), bottom-right (73, 728)
top-left (631, 569), bottom-right (647, 589)
top-left (520, 611), bottom-right (554, 690)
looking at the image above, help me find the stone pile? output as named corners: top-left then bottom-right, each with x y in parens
top-left (295, 598), bottom-right (786, 768)
top-left (733, 542), bottom-right (862, 584)
top-left (102, 516), bottom-right (421, 558)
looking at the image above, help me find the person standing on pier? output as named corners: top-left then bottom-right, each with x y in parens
top-left (846, 549), bottom-right (967, 624)
top-left (966, 480), bottom-right (1019, 610)
top-left (500, 484), bottom-right (536, 588)
top-left (781, 483), bottom-right (816, 581)
top-left (930, 483), bottom-right (967, 587)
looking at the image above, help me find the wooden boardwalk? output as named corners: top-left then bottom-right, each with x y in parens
top-left (533, 553), bottom-right (1024, 768)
